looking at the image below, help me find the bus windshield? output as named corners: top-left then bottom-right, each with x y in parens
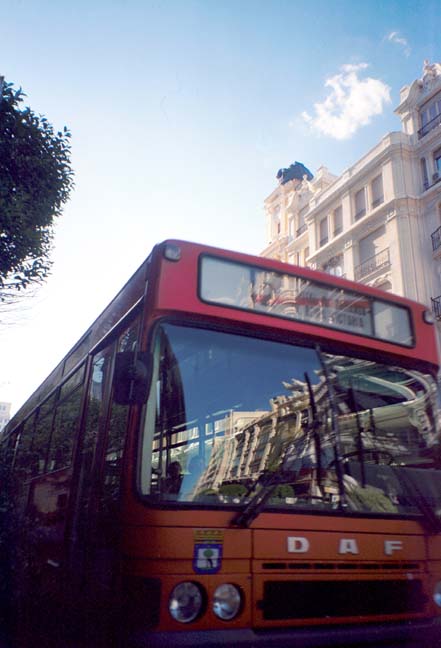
top-left (140, 322), bottom-right (441, 520)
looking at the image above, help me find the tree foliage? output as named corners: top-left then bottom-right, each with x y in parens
top-left (0, 80), bottom-right (74, 295)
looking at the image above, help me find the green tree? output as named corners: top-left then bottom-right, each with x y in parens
top-left (0, 79), bottom-right (74, 296)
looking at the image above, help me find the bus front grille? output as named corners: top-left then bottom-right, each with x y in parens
top-left (260, 579), bottom-right (426, 620)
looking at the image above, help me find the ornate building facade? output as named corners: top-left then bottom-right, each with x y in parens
top-left (262, 61), bottom-right (441, 325)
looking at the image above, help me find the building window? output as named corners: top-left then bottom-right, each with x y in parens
top-left (419, 95), bottom-right (441, 138)
top-left (319, 217), bottom-right (328, 247)
top-left (434, 149), bottom-right (441, 181)
top-left (355, 225), bottom-right (389, 281)
top-left (431, 203), bottom-right (441, 251)
top-left (421, 157), bottom-right (429, 190)
top-left (354, 188), bottom-right (366, 220)
top-left (333, 206), bottom-right (343, 236)
top-left (431, 226), bottom-right (441, 252)
top-left (371, 175), bottom-right (384, 208)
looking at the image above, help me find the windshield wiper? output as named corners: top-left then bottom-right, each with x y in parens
top-left (304, 371), bottom-right (323, 494)
top-left (348, 386), bottom-right (367, 488)
top-left (231, 469), bottom-right (296, 528)
top-left (316, 346), bottom-right (347, 509)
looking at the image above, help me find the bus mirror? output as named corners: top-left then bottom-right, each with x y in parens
top-left (113, 351), bottom-right (150, 405)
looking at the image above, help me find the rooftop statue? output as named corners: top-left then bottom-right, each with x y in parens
top-left (277, 161), bottom-right (313, 185)
top-left (422, 59), bottom-right (441, 90)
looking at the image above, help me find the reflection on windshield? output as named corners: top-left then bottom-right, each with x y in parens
top-left (141, 323), bottom-right (441, 518)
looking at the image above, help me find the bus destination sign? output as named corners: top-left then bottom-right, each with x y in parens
top-left (200, 255), bottom-right (413, 347)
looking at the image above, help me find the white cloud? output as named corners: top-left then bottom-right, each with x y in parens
top-left (387, 31), bottom-right (411, 57)
top-left (301, 63), bottom-right (391, 140)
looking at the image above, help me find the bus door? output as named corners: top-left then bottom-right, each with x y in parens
top-left (67, 316), bottom-right (140, 623)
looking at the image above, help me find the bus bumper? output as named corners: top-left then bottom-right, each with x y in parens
top-left (131, 618), bottom-right (441, 647)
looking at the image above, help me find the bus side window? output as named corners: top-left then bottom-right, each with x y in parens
top-left (100, 319), bottom-right (140, 518)
top-left (14, 414), bottom-right (37, 479)
top-left (0, 430), bottom-right (20, 495)
top-left (100, 402), bottom-right (130, 518)
top-left (77, 348), bottom-right (114, 525)
top-left (33, 394), bottom-right (58, 475)
top-left (7, 431), bottom-right (19, 471)
top-left (48, 386), bottom-right (83, 472)
top-left (31, 409), bottom-right (54, 475)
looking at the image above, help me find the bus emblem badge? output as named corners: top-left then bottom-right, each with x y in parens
top-left (193, 529), bottom-right (224, 574)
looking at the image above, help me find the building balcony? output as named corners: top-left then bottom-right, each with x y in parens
top-left (319, 236), bottom-right (329, 247)
top-left (418, 113), bottom-right (441, 139)
top-left (431, 225), bottom-right (441, 252)
top-left (296, 224), bottom-right (307, 236)
top-left (371, 196), bottom-right (384, 209)
top-left (431, 296), bottom-right (441, 320)
top-left (354, 248), bottom-right (390, 282)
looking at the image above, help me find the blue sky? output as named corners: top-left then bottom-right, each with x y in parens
top-left (1, 0), bottom-right (440, 412)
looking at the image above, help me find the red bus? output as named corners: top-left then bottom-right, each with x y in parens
top-left (3, 239), bottom-right (441, 646)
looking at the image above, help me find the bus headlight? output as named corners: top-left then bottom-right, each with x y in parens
top-left (163, 243), bottom-right (182, 262)
top-left (212, 583), bottom-right (242, 620)
top-left (434, 581), bottom-right (441, 607)
top-left (169, 581), bottom-right (204, 623)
